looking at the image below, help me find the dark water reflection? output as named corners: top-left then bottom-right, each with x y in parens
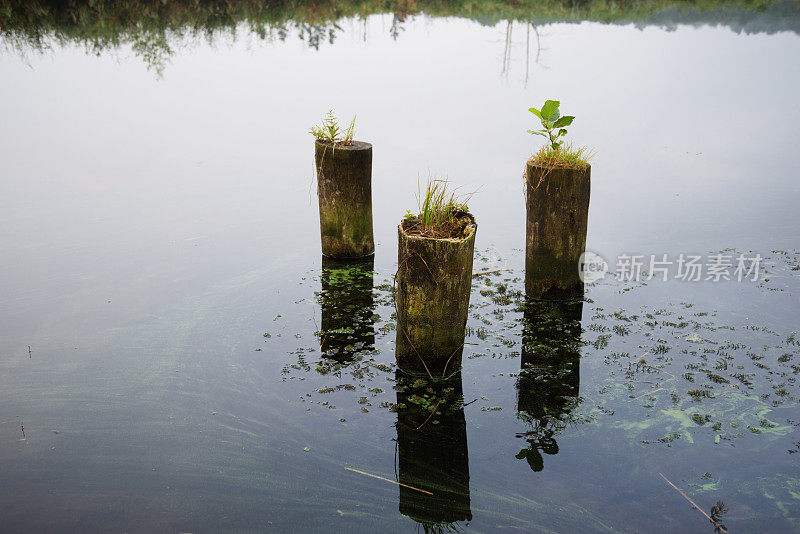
top-left (396, 371), bottom-right (472, 530)
top-left (516, 300), bottom-right (583, 472)
top-left (319, 256), bottom-right (376, 361)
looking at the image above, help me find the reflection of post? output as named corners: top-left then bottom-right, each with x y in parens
top-left (502, 20), bottom-right (512, 77)
top-left (319, 256), bottom-right (375, 361)
top-left (524, 21), bottom-right (542, 88)
top-left (396, 371), bottom-right (472, 528)
top-left (516, 300), bottom-right (583, 472)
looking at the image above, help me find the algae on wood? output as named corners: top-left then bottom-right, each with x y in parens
top-left (395, 214), bottom-right (477, 376)
top-left (315, 139), bottom-right (374, 259)
top-left (524, 161), bottom-right (591, 300)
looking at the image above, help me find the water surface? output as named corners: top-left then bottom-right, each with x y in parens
top-left (1, 2), bottom-right (799, 532)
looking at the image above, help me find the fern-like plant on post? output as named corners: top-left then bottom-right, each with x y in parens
top-left (309, 110), bottom-right (355, 146)
top-left (311, 109), bottom-right (373, 259)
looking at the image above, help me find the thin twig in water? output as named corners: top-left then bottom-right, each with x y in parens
top-left (440, 342), bottom-right (465, 379)
top-left (658, 472), bottom-right (729, 533)
top-left (648, 366), bottom-right (676, 379)
top-left (624, 380), bottom-right (659, 386)
top-left (416, 399), bottom-right (443, 430)
top-left (345, 467), bottom-right (433, 495)
top-left (630, 387), bottom-right (664, 401)
top-left (473, 268), bottom-right (511, 277)
top-left (633, 352), bottom-right (676, 379)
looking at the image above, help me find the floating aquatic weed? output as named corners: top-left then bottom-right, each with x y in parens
top-left (267, 248), bottom-right (800, 466)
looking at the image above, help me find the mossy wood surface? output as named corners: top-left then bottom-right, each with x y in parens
top-left (525, 161), bottom-right (591, 300)
top-left (315, 139), bottom-right (374, 259)
top-left (396, 214), bottom-right (477, 375)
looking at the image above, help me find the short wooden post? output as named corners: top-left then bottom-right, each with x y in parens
top-left (315, 140), bottom-right (374, 258)
top-left (524, 161), bottom-right (590, 300)
top-left (395, 213), bottom-right (477, 376)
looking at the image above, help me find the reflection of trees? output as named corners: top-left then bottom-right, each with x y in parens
top-left (501, 19), bottom-right (543, 86)
top-left (2, 1), bottom-right (795, 74)
top-left (395, 370), bottom-right (471, 531)
top-left (515, 300), bottom-right (583, 472)
top-left (318, 256), bottom-right (376, 363)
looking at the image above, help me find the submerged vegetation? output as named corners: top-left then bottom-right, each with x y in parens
top-left (266, 247), bottom-right (800, 529)
top-left (402, 179), bottom-right (473, 239)
top-left (276, 248), bottom-right (800, 436)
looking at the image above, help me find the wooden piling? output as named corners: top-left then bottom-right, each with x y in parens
top-left (395, 213), bottom-right (477, 376)
top-left (524, 161), bottom-right (590, 300)
top-left (315, 139), bottom-right (374, 258)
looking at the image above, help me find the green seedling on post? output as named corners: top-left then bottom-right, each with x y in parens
top-left (310, 109), bottom-right (355, 146)
top-left (528, 99), bottom-right (592, 168)
top-left (528, 99), bottom-right (574, 151)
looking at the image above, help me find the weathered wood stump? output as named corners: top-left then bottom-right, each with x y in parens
top-left (315, 139), bottom-right (374, 258)
top-left (395, 213), bottom-right (477, 376)
top-left (524, 161), bottom-right (591, 300)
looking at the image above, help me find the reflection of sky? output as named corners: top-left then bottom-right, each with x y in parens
top-left (1, 15), bottom-right (798, 353)
top-left (0, 15), bottom-right (799, 532)
top-left (1, 16), bottom-right (799, 340)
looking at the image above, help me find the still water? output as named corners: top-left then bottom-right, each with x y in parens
top-left (1, 2), bottom-right (799, 532)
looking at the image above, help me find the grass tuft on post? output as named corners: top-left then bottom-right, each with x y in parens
top-left (402, 179), bottom-right (475, 239)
